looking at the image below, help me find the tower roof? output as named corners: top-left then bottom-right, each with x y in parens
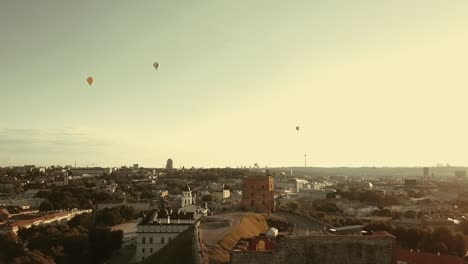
top-left (182, 183), bottom-right (191, 192)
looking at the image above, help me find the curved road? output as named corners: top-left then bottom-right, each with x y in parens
top-left (273, 212), bottom-right (331, 236)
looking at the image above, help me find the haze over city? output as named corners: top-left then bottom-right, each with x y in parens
top-left (3, 0), bottom-right (468, 167)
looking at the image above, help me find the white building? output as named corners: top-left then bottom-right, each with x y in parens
top-left (135, 184), bottom-right (209, 263)
top-left (213, 189), bottom-right (230, 201)
top-left (178, 184), bottom-right (209, 218)
top-left (136, 206), bottom-right (196, 262)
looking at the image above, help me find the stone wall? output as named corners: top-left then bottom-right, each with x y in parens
top-left (231, 235), bottom-right (396, 264)
top-left (192, 220), bottom-right (202, 264)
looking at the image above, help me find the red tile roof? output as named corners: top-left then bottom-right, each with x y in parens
top-left (396, 248), bottom-right (467, 264)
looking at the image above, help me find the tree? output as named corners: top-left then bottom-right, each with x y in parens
top-left (284, 201), bottom-right (301, 213)
top-left (363, 221), bottom-right (394, 232)
top-left (403, 210), bottom-right (417, 219)
top-left (39, 200), bottom-right (54, 212)
top-left (202, 194), bottom-right (213, 202)
top-left (89, 228), bottom-right (123, 263)
top-left (454, 233), bottom-right (466, 257)
top-left (0, 233), bottom-right (24, 263)
top-left (11, 250), bottom-right (55, 264)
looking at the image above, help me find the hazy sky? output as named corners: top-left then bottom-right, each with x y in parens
top-left (2, 1), bottom-right (468, 168)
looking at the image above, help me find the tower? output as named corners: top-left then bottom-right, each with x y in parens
top-left (166, 159), bottom-right (173, 170)
top-left (181, 183), bottom-right (193, 207)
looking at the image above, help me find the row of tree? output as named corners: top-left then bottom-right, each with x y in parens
top-left (36, 187), bottom-right (121, 210)
top-left (364, 221), bottom-right (466, 257)
top-left (1, 206), bottom-right (134, 264)
top-left (337, 189), bottom-right (400, 206)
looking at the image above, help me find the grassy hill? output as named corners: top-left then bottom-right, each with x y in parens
top-left (208, 213), bottom-right (269, 264)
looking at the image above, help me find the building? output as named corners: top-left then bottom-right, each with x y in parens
top-left (241, 176), bottom-right (275, 213)
top-left (423, 167), bottom-right (429, 178)
top-left (213, 186), bottom-right (231, 201)
top-left (455, 170), bottom-right (467, 179)
top-left (178, 184), bottom-right (209, 219)
top-left (404, 179), bottom-right (418, 186)
top-left (96, 201), bottom-right (153, 213)
top-left (135, 204), bottom-right (198, 263)
top-left (0, 209), bottom-right (91, 235)
top-left (69, 167), bottom-right (112, 177)
top-left (166, 159), bottom-right (173, 170)
top-left (297, 189), bottom-right (327, 200)
top-left (133, 164), bottom-right (139, 169)
top-left (231, 231), bottom-right (396, 264)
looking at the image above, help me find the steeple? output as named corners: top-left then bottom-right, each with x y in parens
top-left (181, 183), bottom-right (193, 208)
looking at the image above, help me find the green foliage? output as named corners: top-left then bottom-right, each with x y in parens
top-left (403, 210), bottom-right (417, 219)
top-left (0, 233), bottom-right (25, 263)
top-left (17, 223), bottom-right (122, 264)
top-left (89, 228), bottom-right (123, 263)
top-left (11, 250), bottom-right (56, 264)
top-left (35, 187), bottom-right (119, 210)
top-left (202, 194), bottom-right (213, 202)
top-left (68, 206), bottom-right (134, 228)
top-left (39, 200), bottom-right (54, 212)
top-left (364, 221), bottom-right (467, 257)
top-left (338, 190), bottom-right (400, 206)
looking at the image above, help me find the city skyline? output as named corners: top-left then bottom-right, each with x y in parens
top-left (3, 1), bottom-right (468, 168)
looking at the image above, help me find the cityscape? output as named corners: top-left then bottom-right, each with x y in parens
top-left (2, 164), bottom-right (468, 264)
top-left (3, 1), bottom-right (468, 264)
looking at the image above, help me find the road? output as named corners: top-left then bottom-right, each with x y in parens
top-left (199, 213), bottom-right (243, 247)
top-left (273, 212), bottom-right (330, 236)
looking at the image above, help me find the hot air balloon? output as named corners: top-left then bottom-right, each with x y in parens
top-left (296, 126), bottom-right (300, 131)
top-left (153, 62), bottom-right (159, 70)
top-left (87, 77), bottom-right (93, 85)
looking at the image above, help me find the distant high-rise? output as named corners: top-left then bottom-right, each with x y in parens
top-left (423, 167), bottom-right (429, 178)
top-left (166, 159), bottom-right (173, 170)
top-left (133, 164), bottom-right (139, 169)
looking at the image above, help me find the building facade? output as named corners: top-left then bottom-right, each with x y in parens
top-left (135, 207), bottom-right (195, 262)
top-left (241, 176), bottom-right (275, 213)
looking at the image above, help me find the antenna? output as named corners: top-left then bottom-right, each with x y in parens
top-left (304, 153), bottom-right (307, 168)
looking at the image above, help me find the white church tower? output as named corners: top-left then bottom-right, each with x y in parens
top-left (181, 183), bottom-right (193, 207)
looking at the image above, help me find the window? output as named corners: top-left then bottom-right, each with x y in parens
top-left (262, 200), bottom-right (265, 205)
top-left (150, 248), bottom-right (153, 253)
top-left (251, 185), bottom-right (254, 189)
top-left (251, 193), bottom-right (254, 198)
top-left (142, 248), bottom-right (145, 253)
top-left (169, 237), bottom-right (172, 243)
top-left (251, 200), bottom-right (254, 206)
top-left (149, 237), bottom-right (153, 244)
top-left (142, 237), bottom-right (146, 244)
top-left (161, 237), bottom-right (165, 244)
top-left (262, 194), bottom-right (265, 198)
top-left (262, 185), bottom-right (265, 189)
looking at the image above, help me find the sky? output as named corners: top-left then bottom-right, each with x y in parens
top-left (2, 0), bottom-right (468, 168)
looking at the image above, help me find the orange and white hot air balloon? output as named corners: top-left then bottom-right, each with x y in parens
top-left (87, 77), bottom-right (93, 86)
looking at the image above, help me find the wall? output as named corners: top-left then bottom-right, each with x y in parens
top-left (231, 235), bottom-right (396, 264)
top-left (136, 224), bottom-right (191, 262)
top-left (192, 220), bottom-right (202, 264)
